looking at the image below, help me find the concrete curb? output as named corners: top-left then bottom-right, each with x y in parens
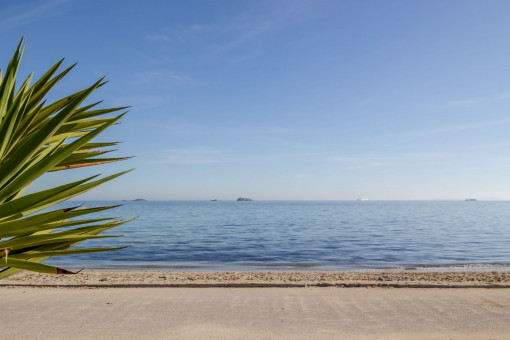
top-left (2, 282), bottom-right (510, 288)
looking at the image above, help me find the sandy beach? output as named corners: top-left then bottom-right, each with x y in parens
top-left (2, 269), bottom-right (510, 288)
top-left (2, 270), bottom-right (510, 339)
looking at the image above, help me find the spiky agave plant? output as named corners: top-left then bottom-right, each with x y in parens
top-left (0, 39), bottom-right (132, 279)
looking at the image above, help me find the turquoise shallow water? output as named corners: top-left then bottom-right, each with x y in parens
top-left (45, 200), bottom-right (510, 270)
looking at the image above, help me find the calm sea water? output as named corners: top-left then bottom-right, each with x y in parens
top-left (45, 200), bottom-right (510, 271)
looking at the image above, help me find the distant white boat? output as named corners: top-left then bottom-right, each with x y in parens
top-left (356, 197), bottom-right (368, 201)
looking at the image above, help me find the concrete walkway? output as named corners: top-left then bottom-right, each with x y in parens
top-left (1, 287), bottom-right (509, 339)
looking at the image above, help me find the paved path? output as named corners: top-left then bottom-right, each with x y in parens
top-left (1, 287), bottom-right (509, 339)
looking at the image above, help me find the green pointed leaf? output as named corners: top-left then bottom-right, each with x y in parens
top-left (0, 175), bottom-right (99, 220)
top-left (0, 258), bottom-right (79, 274)
top-left (0, 234), bottom-right (121, 251)
top-left (0, 113), bottom-right (124, 201)
top-left (0, 205), bottom-right (120, 237)
top-left (11, 245), bottom-right (130, 260)
top-left (0, 77), bottom-right (105, 189)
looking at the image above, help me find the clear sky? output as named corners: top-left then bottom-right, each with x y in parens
top-left (2, 0), bottom-right (510, 200)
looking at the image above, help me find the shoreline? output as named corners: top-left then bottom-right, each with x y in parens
top-left (2, 269), bottom-right (510, 288)
top-left (40, 262), bottom-right (510, 272)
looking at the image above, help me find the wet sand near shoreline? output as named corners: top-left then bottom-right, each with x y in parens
top-left (1, 286), bottom-right (510, 339)
top-left (2, 269), bottom-right (510, 288)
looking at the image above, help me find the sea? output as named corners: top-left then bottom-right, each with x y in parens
top-left (45, 200), bottom-right (510, 271)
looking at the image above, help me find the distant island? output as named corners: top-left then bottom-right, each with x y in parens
top-left (236, 197), bottom-right (253, 201)
top-left (132, 198), bottom-right (147, 201)
top-left (464, 198), bottom-right (477, 201)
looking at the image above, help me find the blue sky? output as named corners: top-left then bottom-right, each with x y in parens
top-left (2, 0), bottom-right (510, 200)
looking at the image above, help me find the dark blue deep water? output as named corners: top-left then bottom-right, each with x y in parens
top-left (46, 200), bottom-right (510, 270)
